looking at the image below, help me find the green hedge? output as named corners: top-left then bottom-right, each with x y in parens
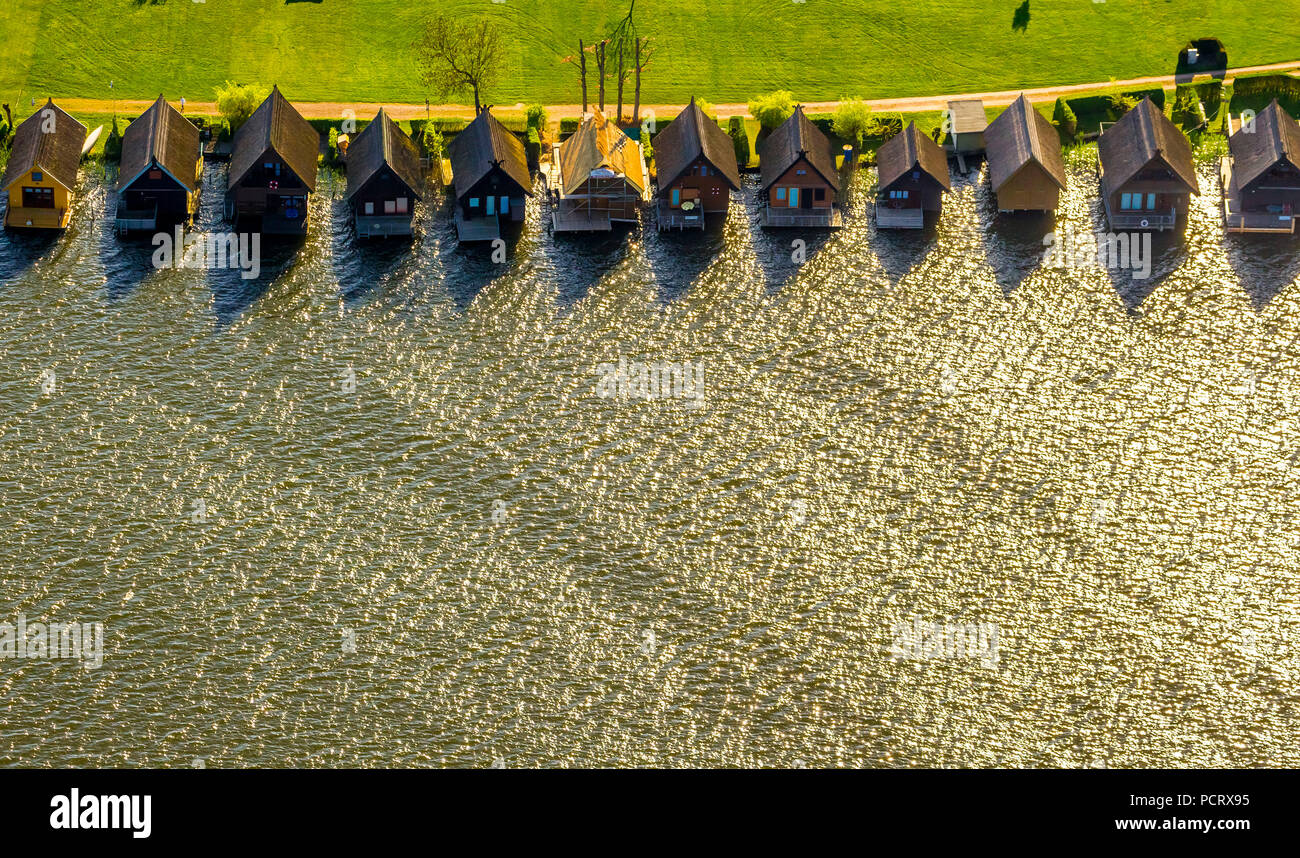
top-left (1229, 73), bottom-right (1300, 116)
top-left (525, 127), bottom-right (541, 168)
top-left (727, 116), bottom-right (749, 168)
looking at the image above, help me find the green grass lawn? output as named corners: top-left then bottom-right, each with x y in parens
top-left (2, 0), bottom-right (1299, 108)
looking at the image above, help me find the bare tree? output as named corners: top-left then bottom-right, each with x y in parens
top-left (594, 40), bottom-right (608, 113)
top-left (633, 37), bottom-right (655, 126)
top-left (413, 15), bottom-right (502, 115)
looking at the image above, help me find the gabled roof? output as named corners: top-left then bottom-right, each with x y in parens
top-left (758, 105), bottom-right (840, 194)
top-left (1229, 99), bottom-right (1300, 190)
top-left (0, 99), bottom-right (87, 193)
top-left (345, 109), bottom-right (423, 201)
top-left (652, 97), bottom-right (740, 191)
top-left (228, 86), bottom-right (319, 192)
top-left (876, 121), bottom-right (951, 191)
top-left (116, 95), bottom-right (201, 193)
top-left (1097, 96), bottom-right (1198, 197)
top-left (985, 94), bottom-right (1067, 192)
top-left (558, 110), bottom-right (646, 195)
top-left (946, 99), bottom-right (988, 135)
top-left (447, 108), bottom-right (532, 199)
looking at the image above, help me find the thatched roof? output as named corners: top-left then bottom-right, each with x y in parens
top-left (876, 121), bottom-right (950, 191)
top-left (1, 99), bottom-right (87, 192)
top-left (984, 94), bottom-right (1066, 192)
top-left (117, 95), bottom-right (201, 193)
top-left (758, 105), bottom-right (839, 194)
top-left (447, 108), bottom-right (532, 199)
top-left (345, 109), bottom-right (423, 201)
top-left (228, 87), bottom-right (319, 192)
top-left (1229, 99), bottom-right (1300, 191)
top-left (653, 98), bottom-right (740, 191)
top-left (558, 110), bottom-right (646, 194)
top-left (1097, 97), bottom-right (1198, 197)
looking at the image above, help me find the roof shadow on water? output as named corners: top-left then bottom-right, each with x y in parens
top-left (738, 191), bottom-right (835, 293)
top-left (206, 232), bottom-right (304, 326)
top-left (868, 213), bottom-right (938, 290)
top-left (644, 214), bottom-right (726, 302)
top-left (441, 211), bottom-right (525, 312)
top-left (0, 224), bottom-right (61, 287)
top-left (1080, 197), bottom-right (1185, 311)
top-left (546, 223), bottom-right (636, 308)
top-left (328, 195), bottom-right (420, 306)
top-left (99, 198), bottom-right (156, 302)
top-left (1223, 233), bottom-right (1300, 308)
top-left (974, 178), bottom-right (1056, 296)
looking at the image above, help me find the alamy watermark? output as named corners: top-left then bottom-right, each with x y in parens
top-left (1042, 224), bottom-right (1152, 280)
top-left (887, 618), bottom-right (1000, 670)
top-left (152, 227), bottom-right (261, 280)
top-left (1, 614), bottom-right (104, 668)
top-left (594, 356), bottom-right (706, 408)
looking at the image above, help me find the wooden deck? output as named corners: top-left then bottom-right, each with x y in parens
top-left (4, 206), bottom-right (69, 230)
top-left (454, 210), bottom-right (501, 242)
top-left (875, 205), bottom-right (925, 229)
top-left (655, 201), bottom-right (706, 231)
top-left (761, 206), bottom-right (843, 228)
top-left (552, 209), bottom-right (612, 232)
top-left (356, 215), bottom-right (414, 238)
top-left (115, 205), bottom-right (158, 234)
top-left (1220, 157), bottom-right (1297, 234)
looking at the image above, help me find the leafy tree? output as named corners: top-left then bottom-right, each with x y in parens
top-left (1052, 96), bottom-right (1077, 137)
top-left (525, 104), bottom-right (548, 130)
top-left (214, 81), bottom-right (269, 132)
top-left (414, 15), bottom-right (502, 114)
top-left (832, 98), bottom-right (873, 153)
top-left (748, 90), bottom-right (795, 131)
top-left (694, 98), bottom-right (717, 120)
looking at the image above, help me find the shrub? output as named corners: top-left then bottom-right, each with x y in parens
top-left (727, 116), bottom-right (749, 168)
top-left (525, 104), bottom-right (547, 130)
top-left (103, 117), bottom-right (123, 162)
top-left (832, 98), bottom-right (873, 150)
top-left (525, 126), bottom-right (541, 168)
top-left (1053, 96), bottom-right (1077, 137)
top-left (423, 123), bottom-right (446, 161)
top-left (748, 90), bottom-right (795, 131)
top-left (559, 116), bottom-right (582, 137)
top-left (694, 98), bottom-right (716, 120)
top-left (214, 81), bottom-right (270, 132)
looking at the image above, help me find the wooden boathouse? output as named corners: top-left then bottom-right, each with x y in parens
top-left (1221, 99), bottom-right (1300, 234)
top-left (2, 100), bottom-right (87, 230)
top-left (652, 98), bottom-right (740, 231)
top-left (115, 95), bottom-right (203, 233)
top-left (447, 108), bottom-right (532, 242)
top-left (226, 87), bottom-right (319, 235)
top-left (984, 94), bottom-right (1067, 213)
top-left (875, 121), bottom-right (951, 229)
top-left (345, 109), bottom-right (423, 238)
top-left (549, 110), bottom-right (648, 232)
top-left (757, 105), bottom-right (842, 228)
top-left (1097, 97), bottom-right (1199, 231)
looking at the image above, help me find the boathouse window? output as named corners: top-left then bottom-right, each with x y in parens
top-left (1146, 193), bottom-right (1156, 209)
top-left (30, 171), bottom-right (42, 182)
top-left (815, 188), bottom-right (825, 201)
top-left (469, 197), bottom-right (480, 208)
top-left (364, 202), bottom-right (375, 215)
top-left (1121, 193), bottom-right (1136, 210)
top-left (396, 198), bottom-right (408, 214)
top-left (890, 190), bottom-right (909, 200)
top-left (796, 169), bottom-right (806, 175)
top-left (776, 188), bottom-right (786, 200)
top-left (23, 187), bottom-right (54, 208)
top-left (671, 188), bottom-right (680, 206)
top-left (384, 200), bottom-right (396, 215)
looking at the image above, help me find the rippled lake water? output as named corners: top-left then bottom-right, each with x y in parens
top-left (1, 150), bottom-right (1298, 767)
